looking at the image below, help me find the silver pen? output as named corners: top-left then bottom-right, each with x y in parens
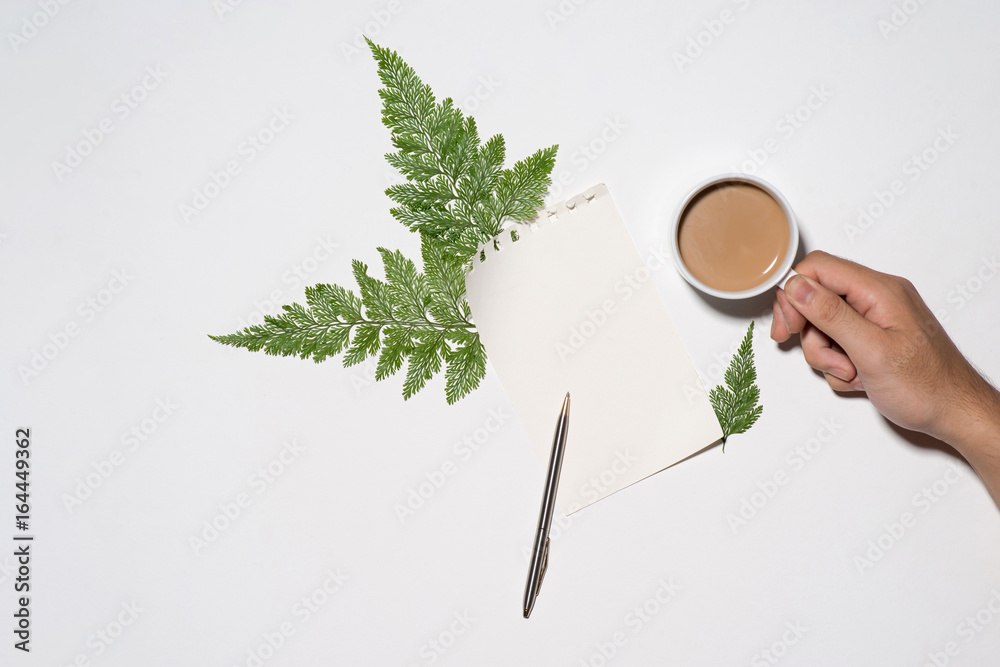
top-left (523, 392), bottom-right (571, 618)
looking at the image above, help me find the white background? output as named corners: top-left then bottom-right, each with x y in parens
top-left (2, 0), bottom-right (1000, 665)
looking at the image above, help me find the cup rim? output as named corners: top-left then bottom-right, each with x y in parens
top-left (669, 173), bottom-right (799, 300)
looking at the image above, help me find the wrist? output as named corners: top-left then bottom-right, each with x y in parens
top-left (938, 373), bottom-right (1000, 471)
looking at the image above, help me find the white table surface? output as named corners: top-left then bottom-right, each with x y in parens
top-left (3, 1), bottom-right (1000, 664)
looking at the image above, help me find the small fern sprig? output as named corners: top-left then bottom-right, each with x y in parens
top-left (709, 322), bottom-right (763, 451)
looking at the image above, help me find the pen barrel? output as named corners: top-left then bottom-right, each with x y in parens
top-left (524, 394), bottom-right (570, 618)
top-left (536, 411), bottom-right (569, 531)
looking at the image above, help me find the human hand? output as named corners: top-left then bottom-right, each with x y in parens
top-left (769, 250), bottom-right (998, 447)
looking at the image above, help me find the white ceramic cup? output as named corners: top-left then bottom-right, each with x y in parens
top-left (669, 173), bottom-right (799, 300)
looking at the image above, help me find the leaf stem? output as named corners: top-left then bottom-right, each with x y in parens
top-left (331, 315), bottom-right (474, 333)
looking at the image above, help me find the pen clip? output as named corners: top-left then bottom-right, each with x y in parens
top-left (538, 536), bottom-right (550, 591)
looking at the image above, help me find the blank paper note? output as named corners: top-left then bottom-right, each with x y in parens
top-left (464, 184), bottom-right (723, 513)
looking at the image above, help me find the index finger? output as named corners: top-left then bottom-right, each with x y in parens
top-left (792, 250), bottom-right (893, 320)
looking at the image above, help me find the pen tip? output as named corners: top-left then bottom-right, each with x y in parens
top-left (523, 607), bottom-right (531, 618)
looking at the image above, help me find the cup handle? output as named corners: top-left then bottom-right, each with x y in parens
top-left (778, 269), bottom-right (799, 291)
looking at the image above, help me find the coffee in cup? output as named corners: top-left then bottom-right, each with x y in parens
top-left (669, 174), bottom-right (799, 299)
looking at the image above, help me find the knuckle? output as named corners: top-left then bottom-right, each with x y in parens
top-left (801, 344), bottom-right (822, 369)
top-left (799, 249), bottom-right (829, 270)
top-left (800, 333), bottom-right (834, 372)
top-left (891, 276), bottom-right (917, 299)
top-left (813, 293), bottom-right (846, 325)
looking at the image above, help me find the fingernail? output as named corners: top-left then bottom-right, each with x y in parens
top-left (786, 275), bottom-right (815, 305)
top-left (851, 378), bottom-right (865, 391)
top-left (829, 368), bottom-right (851, 382)
top-left (777, 301), bottom-right (792, 332)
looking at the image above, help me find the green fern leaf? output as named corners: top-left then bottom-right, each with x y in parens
top-left (369, 38), bottom-right (557, 264)
top-left (709, 322), bottom-right (764, 451)
top-left (212, 40), bottom-right (558, 403)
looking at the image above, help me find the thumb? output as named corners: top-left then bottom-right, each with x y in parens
top-left (783, 274), bottom-right (877, 354)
